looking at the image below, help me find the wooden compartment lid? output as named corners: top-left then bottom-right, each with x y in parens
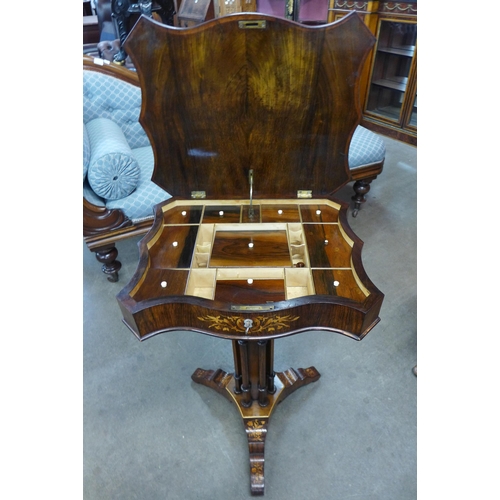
top-left (124, 12), bottom-right (375, 199)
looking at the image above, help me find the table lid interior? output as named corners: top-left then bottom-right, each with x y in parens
top-left (124, 12), bottom-right (375, 199)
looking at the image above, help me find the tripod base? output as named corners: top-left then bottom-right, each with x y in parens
top-left (191, 366), bottom-right (320, 495)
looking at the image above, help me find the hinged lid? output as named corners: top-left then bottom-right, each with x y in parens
top-left (124, 12), bottom-right (375, 199)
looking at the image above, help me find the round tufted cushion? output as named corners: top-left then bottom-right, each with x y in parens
top-left (106, 146), bottom-right (171, 221)
top-left (86, 117), bottom-right (140, 200)
top-left (83, 123), bottom-right (91, 181)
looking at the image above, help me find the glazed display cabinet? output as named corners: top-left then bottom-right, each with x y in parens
top-left (329, 1), bottom-right (417, 145)
top-left (364, 19), bottom-right (416, 144)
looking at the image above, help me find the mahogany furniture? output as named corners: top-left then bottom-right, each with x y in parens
top-left (83, 15), bottom-right (100, 44)
top-left (115, 12), bottom-right (384, 495)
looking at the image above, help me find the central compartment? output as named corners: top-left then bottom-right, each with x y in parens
top-left (185, 221), bottom-right (315, 303)
top-left (210, 229), bottom-right (291, 268)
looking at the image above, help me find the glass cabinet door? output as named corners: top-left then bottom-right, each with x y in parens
top-left (365, 20), bottom-right (417, 124)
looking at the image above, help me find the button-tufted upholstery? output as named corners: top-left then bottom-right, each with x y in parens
top-left (83, 57), bottom-right (172, 282)
top-left (83, 70), bottom-right (149, 150)
top-left (83, 66), bottom-right (171, 223)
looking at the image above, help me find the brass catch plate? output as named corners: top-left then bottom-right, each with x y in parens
top-left (238, 20), bottom-right (267, 29)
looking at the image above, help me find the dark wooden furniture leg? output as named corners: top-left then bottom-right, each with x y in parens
top-left (93, 244), bottom-right (121, 282)
top-left (192, 339), bottom-right (320, 496)
top-left (352, 178), bottom-right (374, 217)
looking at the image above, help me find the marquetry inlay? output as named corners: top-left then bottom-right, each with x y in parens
top-left (197, 314), bottom-right (300, 335)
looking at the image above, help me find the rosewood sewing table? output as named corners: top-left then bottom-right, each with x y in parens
top-left (116, 12), bottom-right (384, 495)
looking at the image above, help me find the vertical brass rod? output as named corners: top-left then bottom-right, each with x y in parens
top-left (232, 340), bottom-right (242, 394)
top-left (248, 169), bottom-right (255, 219)
top-left (238, 340), bottom-right (252, 407)
top-left (258, 340), bottom-right (269, 407)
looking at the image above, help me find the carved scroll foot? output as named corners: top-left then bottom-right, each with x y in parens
top-left (191, 368), bottom-right (234, 402)
top-left (191, 366), bottom-right (320, 495)
top-left (274, 366), bottom-right (321, 403)
top-left (94, 245), bottom-right (121, 282)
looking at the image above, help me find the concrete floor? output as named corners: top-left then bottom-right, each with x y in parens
top-left (83, 135), bottom-right (417, 499)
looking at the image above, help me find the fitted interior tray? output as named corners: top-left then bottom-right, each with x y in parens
top-left (185, 267), bottom-right (315, 304)
top-left (129, 200), bottom-right (371, 306)
top-left (210, 229), bottom-right (291, 267)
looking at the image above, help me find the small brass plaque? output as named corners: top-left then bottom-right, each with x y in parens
top-left (238, 20), bottom-right (267, 29)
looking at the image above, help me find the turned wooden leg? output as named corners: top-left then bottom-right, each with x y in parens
top-left (351, 179), bottom-right (373, 217)
top-left (94, 245), bottom-right (121, 282)
top-left (192, 361), bottom-right (321, 496)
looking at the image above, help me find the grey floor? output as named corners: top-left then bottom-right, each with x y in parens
top-left (83, 135), bottom-right (417, 500)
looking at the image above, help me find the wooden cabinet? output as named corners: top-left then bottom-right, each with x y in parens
top-left (178, 0), bottom-right (215, 26)
top-left (329, 1), bottom-right (417, 145)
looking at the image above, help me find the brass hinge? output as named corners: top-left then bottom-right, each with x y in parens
top-left (191, 191), bottom-right (206, 199)
top-left (297, 190), bottom-right (312, 199)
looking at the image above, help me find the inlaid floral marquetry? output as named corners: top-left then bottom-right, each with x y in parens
top-left (251, 462), bottom-right (264, 482)
top-left (246, 419), bottom-right (267, 441)
top-left (197, 314), bottom-right (300, 335)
